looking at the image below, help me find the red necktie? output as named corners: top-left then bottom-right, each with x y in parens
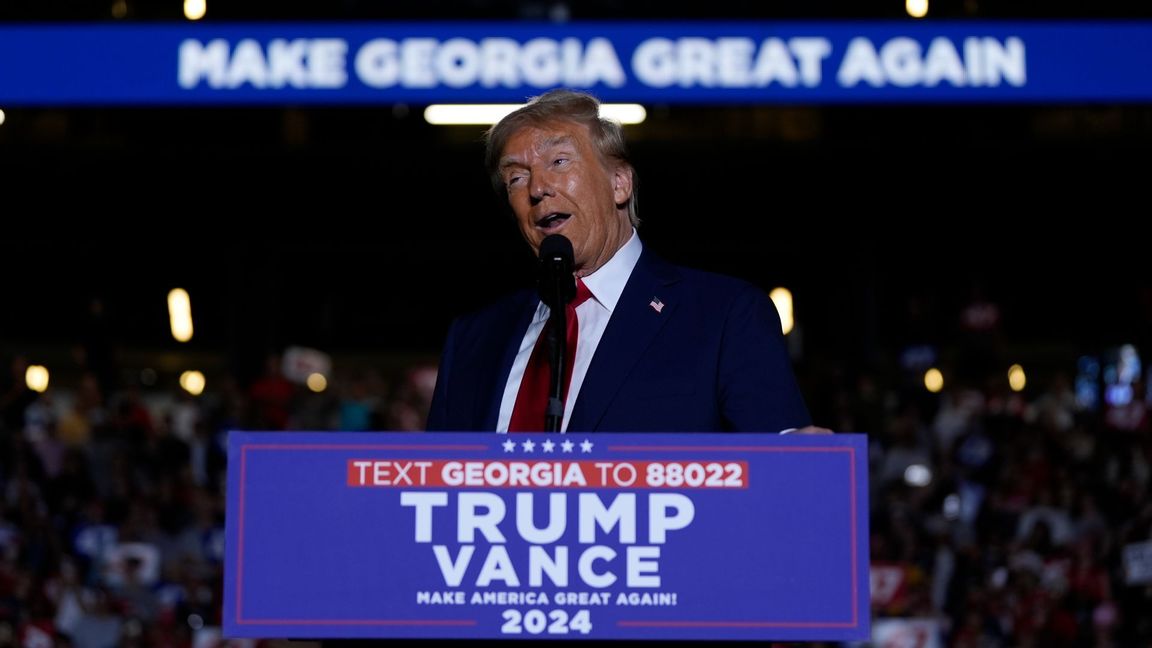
top-left (509, 279), bottom-right (593, 432)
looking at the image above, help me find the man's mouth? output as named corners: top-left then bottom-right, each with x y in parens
top-left (536, 213), bottom-right (571, 230)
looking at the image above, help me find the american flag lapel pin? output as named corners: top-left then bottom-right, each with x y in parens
top-left (649, 297), bottom-right (664, 313)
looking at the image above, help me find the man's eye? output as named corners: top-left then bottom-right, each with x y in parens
top-left (553, 158), bottom-right (569, 167)
top-left (507, 175), bottom-right (525, 188)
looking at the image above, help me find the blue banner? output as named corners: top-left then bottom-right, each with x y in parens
top-left (223, 431), bottom-right (870, 641)
top-left (1, 21), bottom-right (1151, 104)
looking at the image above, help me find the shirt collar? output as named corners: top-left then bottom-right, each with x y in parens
top-left (533, 229), bottom-right (641, 321)
top-left (580, 228), bottom-right (640, 313)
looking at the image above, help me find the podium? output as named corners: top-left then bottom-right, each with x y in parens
top-left (224, 431), bottom-right (870, 642)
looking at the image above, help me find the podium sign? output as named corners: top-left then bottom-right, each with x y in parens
top-left (224, 431), bottom-right (869, 641)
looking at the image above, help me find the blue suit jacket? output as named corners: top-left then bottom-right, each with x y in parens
top-left (426, 249), bottom-right (811, 433)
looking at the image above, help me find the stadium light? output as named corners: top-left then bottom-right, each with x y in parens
top-left (424, 103), bottom-right (646, 125)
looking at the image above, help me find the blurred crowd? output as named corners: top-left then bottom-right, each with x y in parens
top-left (0, 351), bottom-right (439, 648)
top-left (0, 318), bottom-right (1150, 647)
top-left (834, 363), bottom-right (1151, 647)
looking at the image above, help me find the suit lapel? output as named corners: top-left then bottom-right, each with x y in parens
top-left (568, 250), bottom-right (680, 431)
top-left (475, 290), bottom-right (538, 430)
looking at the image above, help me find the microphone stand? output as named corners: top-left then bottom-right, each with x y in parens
top-left (537, 234), bottom-right (576, 433)
top-left (544, 300), bottom-right (566, 433)
top-left (543, 258), bottom-right (570, 433)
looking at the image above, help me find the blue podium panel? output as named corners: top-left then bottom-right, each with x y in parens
top-left (224, 431), bottom-right (869, 641)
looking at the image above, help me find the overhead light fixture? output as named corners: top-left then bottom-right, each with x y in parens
top-left (184, 0), bottom-right (206, 20)
top-left (424, 103), bottom-right (647, 125)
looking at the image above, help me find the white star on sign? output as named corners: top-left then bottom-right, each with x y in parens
top-left (541, 439), bottom-right (556, 453)
top-left (580, 439), bottom-right (594, 453)
top-left (561, 440), bottom-right (575, 453)
top-left (522, 439), bottom-right (536, 452)
top-left (502, 439), bottom-right (517, 453)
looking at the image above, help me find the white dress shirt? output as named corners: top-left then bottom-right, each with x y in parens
top-left (497, 230), bottom-right (642, 432)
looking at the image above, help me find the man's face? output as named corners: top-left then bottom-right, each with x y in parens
top-left (498, 119), bottom-right (633, 276)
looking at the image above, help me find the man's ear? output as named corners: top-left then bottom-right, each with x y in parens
top-left (613, 167), bottom-right (634, 205)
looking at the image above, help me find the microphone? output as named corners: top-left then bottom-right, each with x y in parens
top-left (536, 234), bottom-right (575, 432)
top-left (537, 234), bottom-right (576, 309)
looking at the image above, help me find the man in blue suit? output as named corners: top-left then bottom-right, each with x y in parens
top-left (427, 89), bottom-right (825, 435)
